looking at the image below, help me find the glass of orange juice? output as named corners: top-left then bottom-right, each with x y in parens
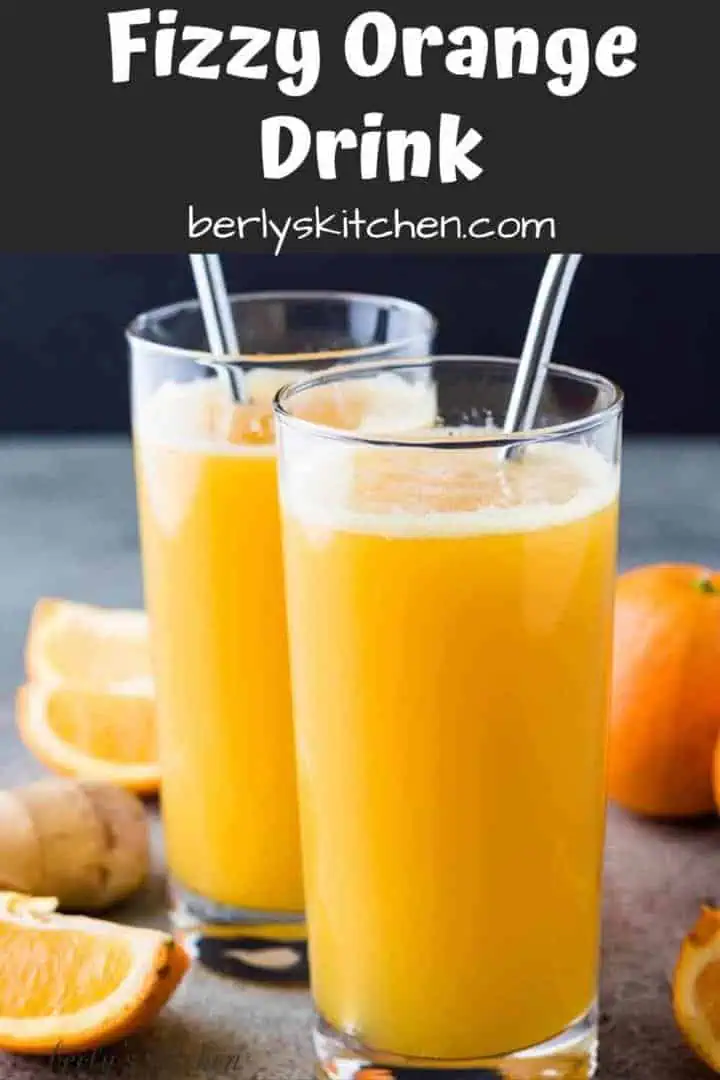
top-left (275, 356), bottom-right (622, 1073)
top-left (126, 292), bottom-right (436, 978)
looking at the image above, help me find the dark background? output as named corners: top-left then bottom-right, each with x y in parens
top-left (0, 253), bottom-right (716, 435)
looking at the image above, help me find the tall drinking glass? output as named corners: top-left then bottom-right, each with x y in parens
top-left (127, 292), bottom-right (436, 977)
top-left (275, 356), bottom-right (622, 1072)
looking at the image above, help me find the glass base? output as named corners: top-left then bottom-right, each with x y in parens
top-left (314, 1004), bottom-right (597, 1080)
top-left (170, 883), bottom-right (308, 984)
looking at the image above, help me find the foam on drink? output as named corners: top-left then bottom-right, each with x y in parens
top-left (137, 368), bottom-right (438, 455)
top-left (281, 436), bottom-right (618, 539)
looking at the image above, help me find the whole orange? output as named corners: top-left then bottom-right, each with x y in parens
top-left (608, 563), bottom-right (720, 817)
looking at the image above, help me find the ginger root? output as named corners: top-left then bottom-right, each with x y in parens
top-left (0, 778), bottom-right (149, 911)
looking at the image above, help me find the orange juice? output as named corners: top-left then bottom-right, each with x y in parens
top-left (280, 439), bottom-right (618, 1059)
top-left (134, 371), bottom-right (436, 915)
top-left (135, 373), bottom-right (303, 913)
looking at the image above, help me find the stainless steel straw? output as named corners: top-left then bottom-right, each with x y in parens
top-left (502, 253), bottom-right (583, 457)
top-left (189, 253), bottom-right (246, 403)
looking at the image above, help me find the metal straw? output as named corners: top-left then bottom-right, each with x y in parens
top-left (502, 253), bottom-right (583, 457)
top-left (189, 253), bottom-right (246, 403)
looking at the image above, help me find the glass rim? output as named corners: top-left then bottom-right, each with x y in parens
top-left (273, 355), bottom-right (624, 450)
top-left (125, 289), bottom-right (438, 363)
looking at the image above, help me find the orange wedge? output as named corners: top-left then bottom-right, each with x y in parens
top-left (17, 686), bottom-right (159, 795)
top-left (26, 599), bottom-right (152, 692)
top-left (20, 600), bottom-right (159, 794)
top-left (0, 891), bottom-right (188, 1054)
top-left (673, 903), bottom-right (720, 1070)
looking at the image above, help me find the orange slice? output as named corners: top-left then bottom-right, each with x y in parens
top-left (17, 685), bottom-right (159, 795)
top-left (20, 600), bottom-right (159, 794)
top-left (673, 903), bottom-right (720, 1070)
top-left (26, 599), bottom-right (152, 693)
top-left (0, 891), bottom-right (188, 1054)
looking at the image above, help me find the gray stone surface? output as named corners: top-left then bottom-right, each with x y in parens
top-left (0, 435), bottom-right (719, 1080)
